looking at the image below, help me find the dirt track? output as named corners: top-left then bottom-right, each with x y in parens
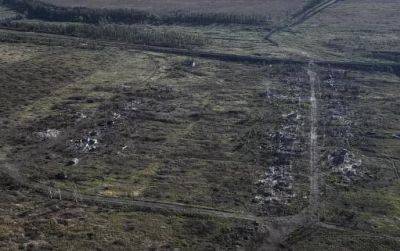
top-left (307, 64), bottom-right (320, 223)
top-left (265, 0), bottom-right (339, 40)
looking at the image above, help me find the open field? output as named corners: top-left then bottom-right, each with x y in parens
top-left (0, 0), bottom-right (400, 249)
top-left (273, 0), bottom-right (400, 63)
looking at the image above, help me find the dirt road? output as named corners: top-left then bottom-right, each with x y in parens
top-left (307, 64), bottom-right (320, 223)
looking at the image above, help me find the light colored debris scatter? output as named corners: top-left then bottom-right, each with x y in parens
top-left (254, 88), bottom-right (306, 211)
top-left (255, 165), bottom-right (295, 204)
top-left (36, 129), bottom-right (60, 140)
top-left (328, 148), bottom-right (362, 182)
top-left (323, 71), bottom-right (364, 183)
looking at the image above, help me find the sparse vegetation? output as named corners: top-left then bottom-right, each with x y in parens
top-left (0, 0), bottom-right (399, 249)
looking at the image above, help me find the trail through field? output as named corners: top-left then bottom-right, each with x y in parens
top-left (265, 0), bottom-right (339, 41)
top-left (32, 183), bottom-right (265, 221)
top-left (1, 149), bottom-right (266, 222)
top-left (307, 63), bottom-right (320, 223)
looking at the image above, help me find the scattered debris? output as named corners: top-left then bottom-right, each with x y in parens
top-left (68, 110), bottom-right (124, 154)
top-left (82, 137), bottom-right (98, 152)
top-left (69, 134), bottom-right (99, 153)
top-left (36, 129), bottom-right (60, 140)
top-left (328, 148), bottom-right (362, 182)
top-left (23, 240), bottom-right (52, 250)
top-left (124, 100), bottom-right (141, 111)
top-left (182, 58), bottom-right (196, 68)
top-left (76, 112), bottom-right (87, 121)
top-left (55, 172), bottom-right (68, 180)
top-left (282, 111), bottom-right (296, 120)
top-left (271, 130), bottom-right (301, 155)
top-left (113, 112), bottom-right (122, 120)
top-left (328, 73), bottom-right (335, 87)
top-left (253, 92), bottom-right (305, 213)
top-left (254, 165), bottom-right (295, 205)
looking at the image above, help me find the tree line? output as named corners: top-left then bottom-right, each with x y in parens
top-left (1, 20), bottom-right (208, 48)
top-left (1, 0), bottom-right (271, 26)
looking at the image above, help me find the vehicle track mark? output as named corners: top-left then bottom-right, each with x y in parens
top-left (307, 63), bottom-right (320, 223)
top-left (265, 0), bottom-right (339, 41)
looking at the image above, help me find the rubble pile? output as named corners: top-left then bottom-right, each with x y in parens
top-left (36, 129), bottom-right (60, 140)
top-left (254, 165), bottom-right (295, 204)
top-left (254, 93), bottom-right (306, 211)
top-left (323, 72), bottom-right (363, 183)
top-left (328, 148), bottom-right (362, 182)
top-left (68, 131), bottom-right (99, 153)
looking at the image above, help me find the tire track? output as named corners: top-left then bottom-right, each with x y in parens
top-left (316, 222), bottom-right (400, 243)
top-left (1, 151), bottom-right (299, 224)
top-left (265, 0), bottom-right (339, 41)
top-left (34, 183), bottom-right (263, 221)
top-left (0, 157), bottom-right (264, 222)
